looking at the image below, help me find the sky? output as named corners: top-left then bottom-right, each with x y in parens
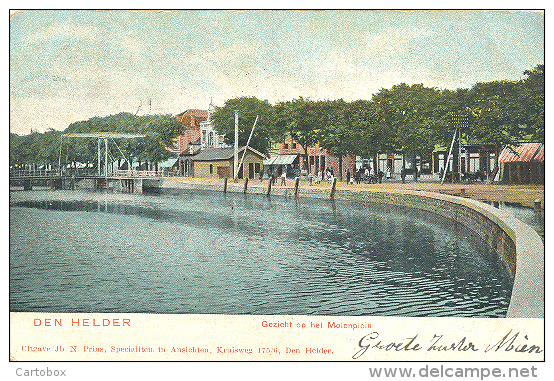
top-left (9, 9), bottom-right (544, 135)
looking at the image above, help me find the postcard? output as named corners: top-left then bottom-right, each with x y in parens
top-left (9, 9), bottom-right (545, 371)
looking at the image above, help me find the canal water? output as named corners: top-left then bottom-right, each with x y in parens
top-left (485, 201), bottom-right (545, 243)
top-left (10, 189), bottom-right (514, 317)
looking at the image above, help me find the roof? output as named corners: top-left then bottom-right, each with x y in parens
top-left (175, 109), bottom-right (209, 118)
top-left (175, 109), bottom-right (209, 128)
top-left (499, 143), bottom-right (544, 163)
top-left (534, 144), bottom-right (544, 162)
top-left (192, 146), bottom-right (266, 161)
top-left (158, 158), bottom-right (178, 168)
top-left (263, 155), bottom-right (298, 166)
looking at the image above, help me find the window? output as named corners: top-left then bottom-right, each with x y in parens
top-left (321, 156), bottom-right (325, 171)
top-left (209, 131), bottom-right (213, 147)
top-left (255, 163), bottom-right (260, 173)
top-left (292, 143), bottom-right (297, 149)
top-left (309, 156), bottom-right (314, 165)
top-left (209, 164), bottom-right (213, 174)
top-left (284, 143), bottom-right (288, 150)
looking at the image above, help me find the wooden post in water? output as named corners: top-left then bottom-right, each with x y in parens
top-left (223, 177), bottom-right (228, 193)
top-left (243, 177), bottom-right (248, 194)
top-left (23, 179), bottom-right (32, 191)
top-left (267, 177), bottom-right (272, 196)
top-left (330, 177), bottom-right (337, 199)
top-left (294, 177), bottom-right (300, 197)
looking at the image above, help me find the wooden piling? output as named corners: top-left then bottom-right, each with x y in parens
top-left (267, 178), bottom-right (272, 196)
top-left (243, 177), bottom-right (249, 193)
top-left (223, 177), bottom-right (228, 193)
top-left (294, 177), bottom-right (300, 197)
top-left (23, 179), bottom-right (32, 191)
top-left (330, 177), bottom-right (337, 199)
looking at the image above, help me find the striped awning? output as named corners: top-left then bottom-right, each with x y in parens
top-left (534, 144), bottom-right (545, 162)
top-left (499, 143), bottom-right (544, 163)
top-left (263, 155), bottom-right (298, 166)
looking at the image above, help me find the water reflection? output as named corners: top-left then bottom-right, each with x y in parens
top-left (10, 189), bottom-right (513, 317)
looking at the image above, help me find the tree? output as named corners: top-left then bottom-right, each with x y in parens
top-left (369, 84), bottom-right (441, 179)
top-left (467, 80), bottom-right (522, 146)
top-left (210, 96), bottom-right (276, 156)
top-left (274, 97), bottom-right (324, 174)
top-left (518, 64), bottom-right (544, 142)
top-left (318, 99), bottom-right (358, 180)
top-left (62, 112), bottom-right (181, 170)
top-left (347, 99), bottom-right (390, 175)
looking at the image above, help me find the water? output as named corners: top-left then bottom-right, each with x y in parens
top-left (9, 189), bottom-right (513, 317)
top-left (497, 203), bottom-right (544, 242)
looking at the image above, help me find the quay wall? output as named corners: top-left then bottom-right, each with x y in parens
top-left (161, 178), bottom-right (544, 319)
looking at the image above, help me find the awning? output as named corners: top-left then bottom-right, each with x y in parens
top-left (263, 155), bottom-right (297, 166)
top-left (158, 158), bottom-right (178, 168)
top-left (499, 143), bottom-right (543, 163)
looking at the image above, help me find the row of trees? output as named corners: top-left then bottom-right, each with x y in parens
top-left (10, 113), bottom-right (181, 171)
top-left (10, 64), bottom-right (543, 173)
top-left (211, 64), bottom-right (544, 174)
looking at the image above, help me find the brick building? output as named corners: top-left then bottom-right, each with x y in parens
top-left (277, 135), bottom-right (356, 180)
top-left (175, 109), bottom-right (209, 155)
top-left (174, 107), bottom-right (229, 176)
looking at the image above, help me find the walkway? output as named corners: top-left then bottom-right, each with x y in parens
top-left (164, 176), bottom-right (544, 209)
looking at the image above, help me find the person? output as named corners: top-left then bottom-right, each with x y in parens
top-left (378, 170), bottom-right (384, 183)
top-left (346, 170), bottom-right (351, 184)
top-left (401, 168), bottom-right (406, 183)
top-left (280, 169), bottom-right (286, 186)
top-left (386, 167), bottom-right (391, 179)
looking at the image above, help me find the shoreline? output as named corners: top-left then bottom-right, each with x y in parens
top-left (162, 177), bottom-right (545, 209)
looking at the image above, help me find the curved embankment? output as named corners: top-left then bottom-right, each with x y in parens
top-left (162, 179), bottom-right (544, 319)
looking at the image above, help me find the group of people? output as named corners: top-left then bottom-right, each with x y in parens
top-left (348, 166), bottom-right (384, 184)
top-left (267, 167), bottom-right (288, 186)
top-left (265, 164), bottom-right (423, 186)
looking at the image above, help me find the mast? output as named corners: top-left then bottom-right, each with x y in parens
top-left (234, 110), bottom-right (239, 180)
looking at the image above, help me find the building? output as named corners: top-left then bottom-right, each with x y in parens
top-left (499, 143), bottom-right (544, 184)
top-left (432, 144), bottom-right (498, 180)
top-left (191, 146), bottom-right (265, 179)
top-left (271, 135), bottom-right (356, 180)
top-left (174, 104), bottom-right (230, 176)
top-left (175, 109), bottom-right (209, 155)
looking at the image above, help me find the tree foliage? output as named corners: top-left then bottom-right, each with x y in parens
top-left (10, 64), bottom-right (544, 171)
top-left (10, 113), bottom-right (181, 169)
top-left (210, 96), bottom-right (276, 156)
